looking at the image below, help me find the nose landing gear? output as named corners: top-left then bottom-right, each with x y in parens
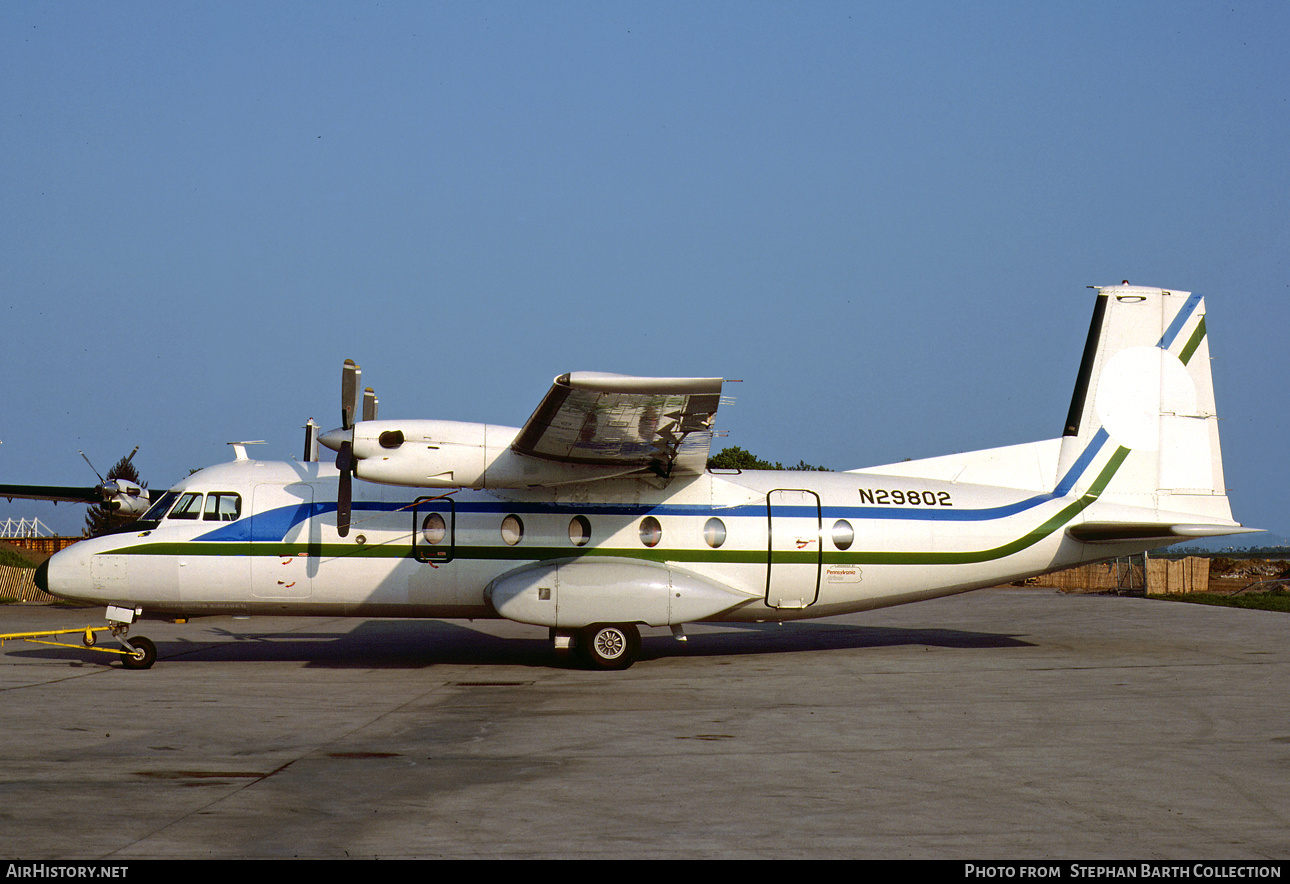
top-left (0, 604), bottom-right (158, 670)
top-left (120, 635), bottom-right (156, 670)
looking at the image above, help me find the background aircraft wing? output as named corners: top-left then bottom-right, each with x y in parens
top-left (1, 482), bottom-right (151, 516)
top-left (0, 484), bottom-right (102, 505)
top-left (511, 372), bottom-right (723, 479)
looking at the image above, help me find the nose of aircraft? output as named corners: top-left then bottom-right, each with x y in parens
top-left (32, 542), bottom-right (96, 604)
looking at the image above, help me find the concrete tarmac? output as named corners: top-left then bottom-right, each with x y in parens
top-left (1, 588), bottom-right (1286, 860)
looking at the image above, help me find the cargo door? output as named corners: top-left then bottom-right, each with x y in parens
top-left (251, 483), bottom-right (315, 599)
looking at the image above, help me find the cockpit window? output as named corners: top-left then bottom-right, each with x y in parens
top-left (141, 491), bottom-right (179, 521)
top-left (168, 492), bottom-right (203, 520)
top-left (203, 493), bottom-right (242, 522)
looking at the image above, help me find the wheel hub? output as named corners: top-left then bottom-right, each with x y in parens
top-left (593, 628), bottom-right (625, 659)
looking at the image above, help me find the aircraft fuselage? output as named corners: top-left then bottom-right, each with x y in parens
top-left (43, 451), bottom-right (1157, 625)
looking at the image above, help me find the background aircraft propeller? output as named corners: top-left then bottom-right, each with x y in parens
top-left (80, 446), bottom-right (149, 514)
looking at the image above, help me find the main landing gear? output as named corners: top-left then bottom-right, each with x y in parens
top-left (552, 623), bottom-right (641, 670)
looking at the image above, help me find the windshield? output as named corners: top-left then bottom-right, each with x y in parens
top-left (140, 490), bottom-right (179, 521)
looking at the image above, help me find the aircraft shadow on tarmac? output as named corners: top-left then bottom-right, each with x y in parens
top-left (8, 617), bottom-right (1033, 670)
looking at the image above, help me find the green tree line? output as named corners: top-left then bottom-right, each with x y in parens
top-left (707, 446), bottom-right (830, 472)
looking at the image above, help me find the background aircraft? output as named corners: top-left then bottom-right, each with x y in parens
top-left (1, 447), bottom-right (151, 520)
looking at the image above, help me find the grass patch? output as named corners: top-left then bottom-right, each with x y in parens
top-left (1154, 590), bottom-right (1290, 613)
top-left (0, 547), bottom-right (37, 569)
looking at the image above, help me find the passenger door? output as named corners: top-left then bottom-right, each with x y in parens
top-left (765, 489), bottom-right (822, 609)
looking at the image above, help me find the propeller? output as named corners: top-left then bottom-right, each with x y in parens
top-left (335, 361), bottom-right (359, 537)
top-left (78, 446), bottom-right (150, 515)
top-left (333, 360), bottom-right (378, 537)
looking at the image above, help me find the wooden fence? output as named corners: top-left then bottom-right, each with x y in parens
top-left (0, 565), bottom-right (55, 602)
top-left (1026, 556), bottom-right (1209, 594)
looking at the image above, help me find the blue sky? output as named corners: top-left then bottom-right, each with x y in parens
top-left (3, 1), bottom-right (1287, 538)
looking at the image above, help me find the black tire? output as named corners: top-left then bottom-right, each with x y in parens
top-left (577, 623), bottom-right (639, 670)
top-left (121, 636), bottom-right (156, 670)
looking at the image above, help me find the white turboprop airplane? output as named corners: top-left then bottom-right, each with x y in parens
top-left (31, 285), bottom-right (1253, 670)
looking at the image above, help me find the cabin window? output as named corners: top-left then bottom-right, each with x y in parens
top-left (421, 512), bottom-right (446, 545)
top-left (203, 493), bottom-right (242, 522)
top-left (832, 519), bottom-right (854, 551)
top-left (168, 492), bottom-right (203, 520)
top-left (412, 497), bottom-right (455, 564)
top-left (568, 515), bottom-right (591, 547)
top-left (703, 517), bottom-right (727, 549)
top-left (500, 514), bottom-right (524, 546)
top-left (639, 516), bottom-right (662, 548)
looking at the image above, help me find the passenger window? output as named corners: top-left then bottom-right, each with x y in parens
top-left (568, 515), bottom-right (591, 547)
top-left (421, 512), bottom-right (446, 545)
top-left (832, 519), bottom-right (855, 551)
top-left (639, 516), bottom-right (662, 548)
top-left (168, 492), bottom-right (203, 520)
top-left (500, 514), bottom-right (524, 546)
top-left (703, 517), bottom-right (727, 548)
top-left (203, 493), bottom-right (242, 522)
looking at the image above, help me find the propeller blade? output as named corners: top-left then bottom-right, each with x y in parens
top-left (363, 388), bottom-right (378, 422)
top-left (342, 359), bottom-right (361, 430)
top-left (79, 451), bottom-right (105, 483)
top-left (336, 440), bottom-right (353, 537)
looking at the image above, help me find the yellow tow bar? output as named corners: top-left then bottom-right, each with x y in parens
top-left (0, 626), bottom-right (156, 668)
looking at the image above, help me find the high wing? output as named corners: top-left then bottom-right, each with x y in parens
top-left (511, 373), bottom-right (724, 479)
top-left (318, 369), bottom-right (725, 505)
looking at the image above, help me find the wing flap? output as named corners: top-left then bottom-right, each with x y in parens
top-left (512, 373), bottom-right (723, 478)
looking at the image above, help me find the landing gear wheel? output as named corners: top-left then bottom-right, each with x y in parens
top-left (121, 636), bottom-right (156, 670)
top-left (577, 623), bottom-right (639, 671)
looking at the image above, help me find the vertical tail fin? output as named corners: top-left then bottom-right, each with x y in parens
top-left (1056, 285), bottom-right (1235, 525)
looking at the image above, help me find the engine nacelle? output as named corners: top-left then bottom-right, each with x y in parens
top-left (341, 420), bottom-right (651, 490)
top-left (351, 420), bottom-right (505, 489)
top-left (104, 481), bottom-right (150, 516)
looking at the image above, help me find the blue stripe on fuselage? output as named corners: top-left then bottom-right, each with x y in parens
top-left (190, 428), bottom-right (1116, 542)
